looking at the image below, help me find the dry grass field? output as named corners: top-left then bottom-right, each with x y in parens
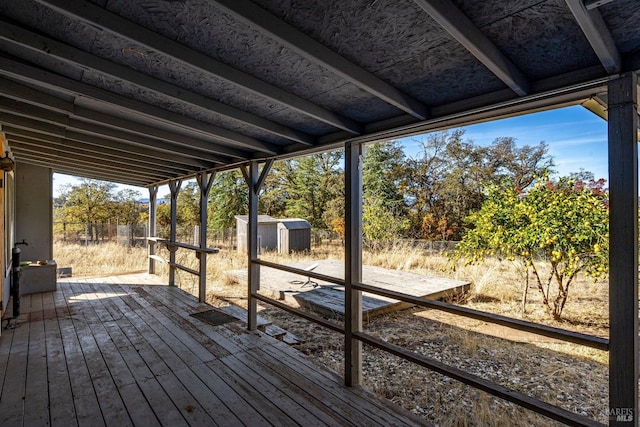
top-left (54, 240), bottom-right (610, 426)
top-left (53, 242), bottom-right (149, 277)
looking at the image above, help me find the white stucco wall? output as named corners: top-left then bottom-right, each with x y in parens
top-left (15, 163), bottom-right (53, 262)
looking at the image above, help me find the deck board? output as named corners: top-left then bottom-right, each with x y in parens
top-left (231, 259), bottom-right (470, 318)
top-left (60, 283), bottom-right (132, 427)
top-left (0, 273), bottom-right (429, 426)
top-left (42, 291), bottom-right (76, 427)
top-left (0, 293), bottom-right (30, 426)
top-left (24, 293), bottom-right (50, 427)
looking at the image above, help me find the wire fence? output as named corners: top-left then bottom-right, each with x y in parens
top-left (53, 222), bottom-right (458, 254)
top-left (53, 222), bottom-right (236, 249)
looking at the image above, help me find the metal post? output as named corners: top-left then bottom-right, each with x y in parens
top-left (196, 172), bottom-right (214, 303)
top-left (148, 185), bottom-right (158, 274)
top-left (608, 72), bottom-right (638, 427)
top-left (345, 141), bottom-right (363, 386)
top-left (246, 162), bottom-right (260, 330)
top-left (168, 180), bottom-right (181, 287)
top-left (241, 160), bottom-right (273, 330)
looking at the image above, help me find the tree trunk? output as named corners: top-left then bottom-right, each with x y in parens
top-left (521, 268), bottom-right (529, 315)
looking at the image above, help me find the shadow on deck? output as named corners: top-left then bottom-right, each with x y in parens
top-left (0, 273), bottom-right (428, 426)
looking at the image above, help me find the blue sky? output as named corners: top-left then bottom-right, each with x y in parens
top-left (52, 105), bottom-right (609, 196)
top-left (399, 105), bottom-right (608, 182)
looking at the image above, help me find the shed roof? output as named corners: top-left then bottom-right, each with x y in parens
top-left (277, 219), bottom-right (312, 229)
top-left (235, 215), bottom-right (279, 224)
top-left (0, 0), bottom-right (638, 186)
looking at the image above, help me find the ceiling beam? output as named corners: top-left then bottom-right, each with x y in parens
top-left (11, 148), bottom-right (167, 184)
top-left (0, 111), bottom-right (64, 136)
top-left (72, 106), bottom-right (247, 160)
top-left (0, 107), bottom-right (228, 165)
top-left (0, 125), bottom-right (200, 175)
top-left (0, 18), bottom-right (315, 146)
top-left (210, 0), bottom-right (430, 120)
top-left (7, 134), bottom-right (193, 176)
top-left (3, 129), bottom-right (198, 174)
top-left (413, 0), bottom-right (530, 96)
top-left (0, 96), bottom-right (69, 126)
top-left (13, 156), bottom-right (152, 187)
top-left (309, 68), bottom-right (611, 154)
top-left (68, 119), bottom-right (230, 164)
top-left (584, 0), bottom-right (615, 10)
top-left (34, 0), bottom-right (363, 135)
top-left (0, 65), bottom-right (279, 155)
top-left (565, 0), bottom-right (621, 73)
top-left (2, 125), bottom-right (212, 170)
top-left (0, 81), bottom-right (251, 159)
top-left (9, 141), bottom-right (168, 179)
top-left (0, 77), bottom-right (73, 114)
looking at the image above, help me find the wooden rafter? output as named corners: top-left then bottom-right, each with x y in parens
top-left (565, 0), bottom-right (621, 73)
top-left (0, 65), bottom-right (280, 155)
top-left (34, 0), bottom-right (362, 136)
top-left (413, 0), bottom-right (530, 96)
top-left (0, 18), bottom-right (315, 146)
top-left (211, 0), bottom-right (430, 120)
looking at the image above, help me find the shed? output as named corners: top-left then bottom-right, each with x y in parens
top-left (235, 215), bottom-right (279, 253)
top-left (277, 219), bottom-right (311, 253)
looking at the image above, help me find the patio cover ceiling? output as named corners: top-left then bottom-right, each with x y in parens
top-left (0, 0), bottom-right (638, 187)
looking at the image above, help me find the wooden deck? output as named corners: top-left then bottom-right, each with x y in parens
top-left (0, 273), bottom-right (427, 426)
top-left (231, 259), bottom-right (470, 318)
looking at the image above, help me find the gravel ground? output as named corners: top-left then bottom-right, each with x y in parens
top-left (256, 304), bottom-right (609, 427)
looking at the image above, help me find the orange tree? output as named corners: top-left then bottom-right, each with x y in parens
top-left (452, 177), bottom-right (608, 320)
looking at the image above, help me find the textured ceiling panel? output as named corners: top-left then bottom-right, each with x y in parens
top-left (0, 0), bottom-right (99, 52)
top-left (101, 0), bottom-right (368, 109)
top-left (600, 0), bottom-right (640, 53)
top-left (452, 0), bottom-right (545, 27)
top-left (0, 0), bottom-right (636, 186)
top-left (250, 0), bottom-right (507, 105)
top-left (251, 0), bottom-right (497, 91)
top-left (0, 42), bottom-right (85, 82)
top-left (483, 0), bottom-right (600, 81)
top-left (305, 81), bottom-right (400, 124)
top-left (78, 70), bottom-right (288, 145)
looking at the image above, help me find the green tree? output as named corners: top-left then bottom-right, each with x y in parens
top-left (403, 131), bottom-right (553, 239)
top-left (285, 152), bottom-right (343, 228)
top-left (208, 170), bottom-right (248, 229)
top-left (453, 176), bottom-right (608, 320)
top-left (487, 137), bottom-right (554, 190)
top-left (260, 161), bottom-right (291, 218)
top-left (156, 198), bottom-right (171, 228)
top-left (56, 179), bottom-right (117, 241)
top-left (176, 181), bottom-right (200, 227)
top-left (362, 141), bottom-right (408, 243)
top-left (114, 189), bottom-right (143, 225)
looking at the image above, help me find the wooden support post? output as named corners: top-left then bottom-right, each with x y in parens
top-left (168, 179), bottom-right (181, 287)
top-left (148, 185), bottom-right (158, 274)
top-left (196, 172), bottom-right (215, 303)
top-left (242, 160), bottom-right (273, 330)
top-left (345, 141), bottom-right (363, 386)
top-left (608, 72), bottom-right (638, 427)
